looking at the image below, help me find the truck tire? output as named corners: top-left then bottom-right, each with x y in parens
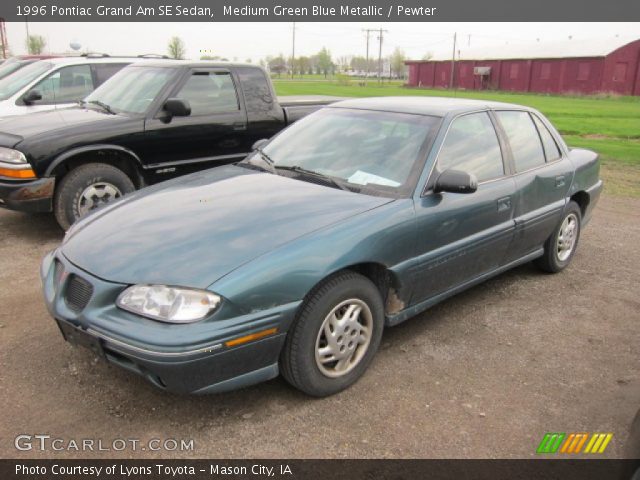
top-left (280, 271), bottom-right (384, 397)
top-left (534, 200), bottom-right (582, 273)
top-left (54, 163), bottom-right (135, 230)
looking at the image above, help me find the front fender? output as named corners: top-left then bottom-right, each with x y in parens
top-left (44, 144), bottom-right (144, 177)
top-left (209, 199), bottom-right (416, 315)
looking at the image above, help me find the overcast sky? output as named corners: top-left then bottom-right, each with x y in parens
top-left (5, 22), bottom-right (640, 62)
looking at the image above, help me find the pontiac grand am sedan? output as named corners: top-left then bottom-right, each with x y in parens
top-left (41, 97), bottom-right (603, 397)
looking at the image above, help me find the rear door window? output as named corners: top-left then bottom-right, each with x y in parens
top-left (31, 64), bottom-right (95, 104)
top-left (176, 71), bottom-right (239, 116)
top-left (496, 111), bottom-right (546, 172)
top-left (437, 112), bottom-right (504, 182)
top-left (531, 114), bottom-right (561, 162)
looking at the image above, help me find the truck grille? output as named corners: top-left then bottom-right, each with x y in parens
top-left (65, 274), bottom-right (93, 312)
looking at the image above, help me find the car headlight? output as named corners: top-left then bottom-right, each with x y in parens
top-left (116, 285), bottom-right (221, 323)
top-left (0, 147), bottom-right (27, 164)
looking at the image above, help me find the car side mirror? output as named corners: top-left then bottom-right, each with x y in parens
top-left (164, 98), bottom-right (191, 117)
top-left (252, 138), bottom-right (269, 151)
top-left (434, 169), bottom-right (478, 194)
top-left (23, 90), bottom-right (42, 105)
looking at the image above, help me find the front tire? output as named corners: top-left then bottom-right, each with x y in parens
top-left (535, 200), bottom-right (582, 273)
top-left (280, 271), bottom-right (384, 397)
top-left (53, 163), bottom-right (135, 230)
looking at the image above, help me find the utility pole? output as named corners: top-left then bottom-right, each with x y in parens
top-left (362, 29), bottom-right (374, 84)
top-left (449, 32), bottom-right (457, 89)
top-left (25, 21), bottom-right (30, 53)
top-left (290, 22), bottom-right (296, 79)
top-left (377, 28), bottom-right (388, 84)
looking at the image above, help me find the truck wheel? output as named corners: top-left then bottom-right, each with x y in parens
top-left (280, 271), bottom-right (384, 397)
top-left (535, 201), bottom-right (582, 273)
top-left (54, 163), bottom-right (135, 230)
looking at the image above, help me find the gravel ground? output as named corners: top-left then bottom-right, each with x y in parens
top-left (0, 195), bottom-right (638, 459)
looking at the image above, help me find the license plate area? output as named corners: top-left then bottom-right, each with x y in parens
top-left (56, 319), bottom-right (104, 358)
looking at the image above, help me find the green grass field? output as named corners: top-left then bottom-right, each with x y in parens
top-left (273, 78), bottom-right (640, 197)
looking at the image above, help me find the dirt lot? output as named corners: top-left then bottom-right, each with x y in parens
top-left (0, 195), bottom-right (638, 459)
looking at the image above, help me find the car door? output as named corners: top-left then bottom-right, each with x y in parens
top-left (142, 67), bottom-right (249, 178)
top-left (411, 111), bottom-right (517, 304)
top-left (20, 64), bottom-right (95, 113)
top-left (494, 110), bottom-right (574, 262)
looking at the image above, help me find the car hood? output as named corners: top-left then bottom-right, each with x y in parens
top-left (0, 106), bottom-right (123, 143)
top-left (62, 165), bottom-right (393, 288)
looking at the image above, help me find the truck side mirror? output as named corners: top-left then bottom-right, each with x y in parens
top-left (23, 90), bottom-right (43, 105)
top-left (164, 98), bottom-right (191, 117)
top-left (434, 169), bottom-right (478, 194)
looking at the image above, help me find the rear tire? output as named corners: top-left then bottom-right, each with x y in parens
top-left (534, 200), bottom-right (581, 273)
top-left (280, 271), bottom-right (384, 397)
top-left (53, 163), bottom-right (135, 230)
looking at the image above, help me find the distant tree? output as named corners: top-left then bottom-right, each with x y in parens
top-left (26, 35), bottom-right (46, 55)
top-left (296, 56), bottom-right (311, 77)
top-left (390, 47), bottom-right (407, 78)
top-left (167, 36), bottom-right (186, 59)
top-left (317, 47), bottom-right (333, 78)
top-left (422, 52), bottom-right (434, 61)
top-left (268, 54), bottom-right (288, 77)
top-left (245, 58), bottom-right (252, 64)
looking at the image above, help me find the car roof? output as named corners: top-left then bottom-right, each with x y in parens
top-left (330, 96), bottom-right (532, 117)
top-left (38, 56), bottom-right (150, 66)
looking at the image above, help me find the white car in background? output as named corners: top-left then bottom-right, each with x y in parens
top-left (0, 55), bottom-right (163, 118)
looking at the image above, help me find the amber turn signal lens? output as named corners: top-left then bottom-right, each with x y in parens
top-left (0, 167), bottom-right (36, 179)
top-left (225, 328), bottom-right (278, 347)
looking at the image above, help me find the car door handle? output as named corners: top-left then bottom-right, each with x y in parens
top-left (556, 175), bottom-right (566, 188)
top-left (232, 122), bottom-right (247, 131)
top-left (497, 196), bottom-right (512, 212)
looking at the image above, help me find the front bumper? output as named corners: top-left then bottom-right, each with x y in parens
top-left (41, 250), bottom-right (299, 394)
top-left (0, 176), bottom-right (54, 212)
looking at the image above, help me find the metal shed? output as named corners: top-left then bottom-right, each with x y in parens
top-left (405, 37), bottom-right (640, 95)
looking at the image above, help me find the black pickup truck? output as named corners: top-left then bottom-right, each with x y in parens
top-left (0, 61), bottom-right (337, 228)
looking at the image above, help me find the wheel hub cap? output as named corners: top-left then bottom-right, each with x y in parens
top-left (556, 213), bottom-right (578, 262)
top-left (77, 183), bottom-right (122, 216)
top-left (314, 298), bottom-right (373, 378)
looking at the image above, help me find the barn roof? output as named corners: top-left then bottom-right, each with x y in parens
top-left (412, 36), bottom-right (639, 62)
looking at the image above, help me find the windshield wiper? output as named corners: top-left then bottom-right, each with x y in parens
top-left (84, 100), bottom-right (116, 115)
top-left (275, 165), bottom-right (351, 191)
top-left (240, 149), bottom-right (275, 174)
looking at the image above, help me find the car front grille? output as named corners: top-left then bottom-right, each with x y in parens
top-left (65, 274), bottom-right (93, 313)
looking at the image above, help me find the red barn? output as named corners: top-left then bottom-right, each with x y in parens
top-left (406, 37), bottom-right (640, 96)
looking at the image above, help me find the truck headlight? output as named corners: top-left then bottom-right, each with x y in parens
top-left (116, 285), bottom-right (221, 323)
top-left (0, 147), bottom-right (27, 164)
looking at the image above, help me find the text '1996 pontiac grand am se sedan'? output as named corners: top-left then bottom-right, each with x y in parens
top-left (41, 97), bottom-right (603, 397)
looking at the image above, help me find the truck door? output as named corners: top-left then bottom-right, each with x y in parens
top-left (143, 68), bottom-right (249, 179)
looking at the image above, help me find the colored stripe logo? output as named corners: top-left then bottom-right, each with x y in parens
top-left (536, 433), bottom-right (613, 454)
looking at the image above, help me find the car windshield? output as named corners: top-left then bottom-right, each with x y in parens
top-left (83, 66), bottom-right (175, 115)
top-left (0, 61), bottom-right (52, 100)
top-left (256, 107), bottom-right (439, 195)
top-left (0, 59), bottom-right (35, 81)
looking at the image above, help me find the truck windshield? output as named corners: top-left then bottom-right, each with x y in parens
top-left (83, 66), bottom-right (175, 115)
top-left (259, 107), bottom-right (439, 195)
top-left (0, 61), bottom-right (52, 101)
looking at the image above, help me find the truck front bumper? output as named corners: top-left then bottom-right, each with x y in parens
top-left (0, 176), bottom-right (54, 212)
